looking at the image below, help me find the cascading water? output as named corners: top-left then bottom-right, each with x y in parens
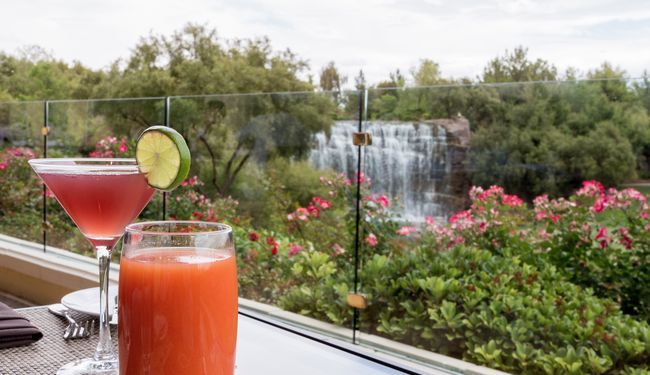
top-left (310, 120), bottom-right (452, 222)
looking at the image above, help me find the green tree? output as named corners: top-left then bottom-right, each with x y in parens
top-left (319, 61), bottom-right (346, 93)
top-left (482, 46), bottom-right (557, 83)
top-left (0, 49), bottom-right (104, 100)
top-left (96, 23), bottom-right (335, 195)
top-left (319, 61), bottom-right (347, 106)
top-left (411, 59), bottom-right (443, 86)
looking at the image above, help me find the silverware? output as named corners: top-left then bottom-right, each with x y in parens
top-left (48, 303), bottom-right (93, 340)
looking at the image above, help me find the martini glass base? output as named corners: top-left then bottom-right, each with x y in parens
top-left (56, 358), bottom-right (118, 375)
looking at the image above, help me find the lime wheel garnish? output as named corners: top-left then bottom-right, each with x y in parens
top-left (135, 126), bottom-right (191, 191)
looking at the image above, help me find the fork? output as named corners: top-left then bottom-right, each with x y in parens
top-left (49, 304), bottom-right (94, 340)
top-left (62, 310), bottom-right (92, 340)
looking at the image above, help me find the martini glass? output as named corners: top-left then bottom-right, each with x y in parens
top-left (29, 158), bottom-right (155, 375)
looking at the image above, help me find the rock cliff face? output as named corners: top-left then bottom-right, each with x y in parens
top-left (426, 116), bottom-right (471, 215)
top-left (310, 117), bottom-right (471, 222)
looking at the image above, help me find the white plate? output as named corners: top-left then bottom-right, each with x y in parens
top-left (61, 287), bottom-right (117, 317)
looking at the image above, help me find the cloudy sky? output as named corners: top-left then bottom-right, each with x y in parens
top-left (1, 0), bottom-right (649, 87)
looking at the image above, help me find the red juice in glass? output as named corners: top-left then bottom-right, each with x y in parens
top-left (118, 247), bottom-right (238, 375)
top-left (38, 172), bottom-right (154, 247)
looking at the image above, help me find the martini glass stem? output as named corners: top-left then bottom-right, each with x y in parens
top-left (94, 246), bottom-right (116, 363)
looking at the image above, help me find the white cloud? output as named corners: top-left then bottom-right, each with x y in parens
top-left (0, 0), bottom-right (648, 89)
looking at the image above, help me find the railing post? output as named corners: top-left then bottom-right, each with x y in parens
top-left (161, 97), bottom-right (170, 220)
top-left (351, 90), bottom-right (367, 344)
top-left (42, 100), bottom-right (49, 253)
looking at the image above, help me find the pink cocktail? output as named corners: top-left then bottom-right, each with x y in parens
top-left (29, 158), bottom-right (154, 375)
top-left (38, 171), bottom-right (154, 247)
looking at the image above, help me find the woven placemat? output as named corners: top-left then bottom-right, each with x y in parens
top-left (0, 307), bottom-right (117, 375)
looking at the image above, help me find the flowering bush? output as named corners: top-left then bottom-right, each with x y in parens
top-left (0, 146), bottom-right (87, 251)
top-left (0, 147), bottom-right (40, 215)
top-left (88, 135), bottom-right (132, 158)
top-left (159, 175), bottom-right (241, 225)
top-left (416, 181), bottom-right (650, 320)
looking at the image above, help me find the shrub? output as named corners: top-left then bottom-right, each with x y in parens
top-left (360, 246), bottom-right (650, 374)
top-left (419, 182), bottom-right (650, 321)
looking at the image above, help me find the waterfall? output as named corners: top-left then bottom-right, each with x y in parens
top-left (309, 121), bottom-right (452, 222)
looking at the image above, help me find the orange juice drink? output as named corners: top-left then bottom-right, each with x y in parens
top-left (119, 248), bottom-right (238, 375)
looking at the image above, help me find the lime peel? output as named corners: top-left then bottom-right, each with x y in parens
top-left (136, 126), bottom-right (191, 191)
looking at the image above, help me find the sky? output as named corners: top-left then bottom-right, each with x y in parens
top-left (1, 0), bottom-right (649, 88)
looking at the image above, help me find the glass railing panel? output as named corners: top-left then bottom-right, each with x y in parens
top-left (0, 101), bottom-right (45, 245)
top-left (168, 91), bottom-right (358, 341)
top-left (358, 80), bottom-right (650, 374)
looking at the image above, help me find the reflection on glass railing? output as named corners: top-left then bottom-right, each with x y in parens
top-left (0, 102), bottom-right (44, 243)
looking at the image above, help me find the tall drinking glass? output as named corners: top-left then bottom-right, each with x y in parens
top-left (119, 221), bottom-right (238, 375)
top-left (28, 158), bottom-right (155, 374)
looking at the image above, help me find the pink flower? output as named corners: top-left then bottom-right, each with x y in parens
top-left (45, 188), bottom-right (55, 199)
top-left (621, 188), bottom-right (646, 202)
top-left (331, 243), bottom-right (345, 256)
top-left (312, 196), bottom-right (332, 209)
top-left (425, 216), bottom-right (435, 225)
top-left (469, 186), bottom-right (484, 201)
top-left (181, 176), bottom-right (200, 187)
top-left (539, 229), bottom-right (550, 240)
top-left (577, 180), bottom-right (605, 197)
top-left (550, 214), bottom-right (561, 223)
top-left (266, 236), bottom-right (278, 246)
top-left (365, 233), bottom-right (378, 247)
top-left (477, 185), bottom-right (504, 201)
top-left (287, 213), bottom-right (295, 221)
top-left (0, 162), bottom-right (7, 170)
top-left (366, 194), bottom-right (390, 209)
top-left (248, 232), bottom-right (259, 242)
top-left (533, 194), bottom-right (549, 207)
top-left (288, 243), bottom-right (303, 257)
top-left (353, 171), bottom-right (370, 186)
top-left (595, 227), bottom-right (610, 249)
top-left (295, 207), bottom-right (309, 221)
top-left (119, 140), bottom-right (128, 153)
top-left (619, 227), bottom-right (633, 249)
top-left (535, 210), bottom-right (547, 221)
top-left (449, 210), bottom-right (473, 224)
top-left (502, 194), bottom-right (523, 207)
top-left (306, 204), bottom-right (320, 217)
top-left (479, 222), bottom-right (488, 233)
top-left (593, 195), bottom-right (610, 213)
top-left (396, 226), bottom-right (418, 236)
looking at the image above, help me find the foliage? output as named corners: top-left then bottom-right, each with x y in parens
top-left (419, 182), bottom-right (650, 320)
top-left (363, 246), bottom-right (650, 374)
top-left (482, 46), bottom-right (558, 83)
top-left (0, 146), bottom-right (87, 251)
